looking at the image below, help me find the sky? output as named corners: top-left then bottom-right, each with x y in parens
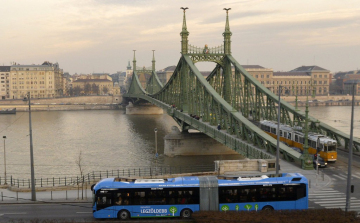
top-left (1, 0), bottom-right (359, 74)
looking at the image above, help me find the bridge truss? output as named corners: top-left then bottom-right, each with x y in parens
top-left (123, 8), bottom-right (359, 163)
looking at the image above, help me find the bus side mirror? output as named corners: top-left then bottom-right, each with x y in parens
top-left (351, 185), bottom-right (354, 193)
top-left (91, 184), bottom-right (95, 191)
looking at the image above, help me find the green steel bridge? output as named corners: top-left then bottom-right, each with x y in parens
top-left (123, 8), bottom-right (360, 164)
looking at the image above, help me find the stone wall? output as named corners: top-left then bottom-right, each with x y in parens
top-left (215, 159), bottom-right (276, 174)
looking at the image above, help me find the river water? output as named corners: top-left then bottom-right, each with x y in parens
top-left (0, 110), bottom-right (241, 179)
top-left (0, 106), bottom-right (358, 180)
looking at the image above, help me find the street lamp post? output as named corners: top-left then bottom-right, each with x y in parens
top-left (3, 136), bottom-right (6, 185)
top-left (23, 92), bottom-right (36, 201)
top-left (345, 83), bottom-right (355, 212)
top-left (276, 86), bottom-right (281, 175)
top-left (154, 128), bottom-right (158, 175)
top-left (301, 90), bottom-right (314, 170)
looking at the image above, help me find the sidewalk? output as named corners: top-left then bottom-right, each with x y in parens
top-left (0, 187), bottom-right (92, 204)
top-left (0, 160), bottom-right (331, 204)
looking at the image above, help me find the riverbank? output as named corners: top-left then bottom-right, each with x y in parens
top-left (0, 95), bottom-right (124, 111)
top-left (0, 94), bottom-right (359, 112)
top-left (282, 94), bottom-right (360, 107)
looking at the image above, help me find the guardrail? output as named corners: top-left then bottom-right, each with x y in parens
top-left (0, 165), bottom-right (215, 188)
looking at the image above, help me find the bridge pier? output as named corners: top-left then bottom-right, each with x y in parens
top-left (126, 102), bottom-right (164, 115)
top-left (164, 126), bottom-right (239, 157)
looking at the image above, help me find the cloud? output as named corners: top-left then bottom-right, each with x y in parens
top-left (1, 0), bottom-right (360, 73)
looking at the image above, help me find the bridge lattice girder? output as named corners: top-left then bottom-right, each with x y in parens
top-left (124, 53), bottom-right (360, 161)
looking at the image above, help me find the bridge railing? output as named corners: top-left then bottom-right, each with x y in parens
top-left (0, 165), bottom-right (215, 189)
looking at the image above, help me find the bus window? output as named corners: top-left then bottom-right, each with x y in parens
top-left (133, 191), bottom-right (146, 205)
top-left (148, 190), bottom-right (166, 205)
top-left (296, 186), bottom-right (306, 200)
top-left (258, 187), bottom-right (276, 202)
top-left (219, 188), bottom-right (238, 203)
top-left (96, 191), bottom-right (113, 210)
top-left (239, 188), bottom-right (249, 202)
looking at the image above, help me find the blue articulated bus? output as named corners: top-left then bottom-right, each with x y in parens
top-left (92, 173), bottom-right (308, 220)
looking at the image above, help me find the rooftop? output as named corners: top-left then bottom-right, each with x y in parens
top-left (73, 79), bottom-right (112, 83)
top-left (0, 66), bottom-right (10, 72)
top-left (273, 72), bottom-right (310, 77)
top-left (291, 65), bottom-right (329, 72)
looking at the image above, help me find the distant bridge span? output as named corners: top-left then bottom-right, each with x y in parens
top-left (123, 9), bottom-right (359, 164)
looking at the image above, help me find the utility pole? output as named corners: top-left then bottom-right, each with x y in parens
top-left (276, 86), bottom-right (281, 175)
top-left (24, 92), bottom-right (36, 201)
top-left (345, 83), bottom-right (355, 212)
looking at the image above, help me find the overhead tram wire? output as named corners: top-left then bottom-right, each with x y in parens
top-left (0, 112), bottom-right (25, 134)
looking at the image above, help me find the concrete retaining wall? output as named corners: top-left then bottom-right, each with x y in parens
top-left (0, 95), bottom-right (122, 105)
top-left (215, 159), bottom-right (276, 174)
top-left (126, 103), bottom-right (164, 115)
top-left (164, 126), bottom-right (239, 157)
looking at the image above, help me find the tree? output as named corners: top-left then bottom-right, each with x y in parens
top-left (75, 150), bottom-right (85, 200)
top-left (84, 83), bottom-right (91, 95)
top-left (73, 86), bottom-right (82, 96)
top-left (103, 86), bottom-right (109, 95)
top-left (91, 83), bottom-right (99, 95)
top-left (69, 87), bottom-right (74, 96)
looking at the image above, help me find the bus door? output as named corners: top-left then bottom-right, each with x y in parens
top-left (199, 176), bottom-right (218, 211)
top-left (95, 190), bottom-right (115, 218)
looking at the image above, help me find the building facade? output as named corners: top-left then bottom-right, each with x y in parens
top-left (157, 65), bottom-right (176, 85)
top-left (344, 79), bottom-right (360, 95)
top-left (0, 66), bottom-right (10, 100)
top-left (332, 70), bottom-right (360, 94)
top-left (239, 65), bottom-right (330, 96)
top-left (9, 62), bottom-right (64, 99)
top-left (72, 79), bottom-right (113, 95)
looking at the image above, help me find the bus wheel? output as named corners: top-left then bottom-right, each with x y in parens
top-left (118, 210), bottom-right (130, 220)
top-left (180, 209), bottom-right (192, 218)
top-left (262, 205), bottom-right (274, 211)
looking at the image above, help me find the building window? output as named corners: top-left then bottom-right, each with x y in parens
top-left (314, 75), bottom-right (317, 78)
top-left (324, 81), bottom-right (327, 84)
top-left (319, 75), bottom-right (322, 78)
top-left (319, 81), bottom-right (322, 84)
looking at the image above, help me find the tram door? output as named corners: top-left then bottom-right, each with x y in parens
top-left (199, 176), bottom-right (219, 211)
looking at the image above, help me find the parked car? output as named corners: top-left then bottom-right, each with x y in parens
top-left (312, 154), bottom-right (327, 168)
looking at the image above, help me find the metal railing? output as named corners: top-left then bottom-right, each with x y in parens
top-left (0, 164), bottom-right (215, 189)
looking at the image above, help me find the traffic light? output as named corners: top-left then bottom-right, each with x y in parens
top-left (314, 154), bottom-right (318, 160)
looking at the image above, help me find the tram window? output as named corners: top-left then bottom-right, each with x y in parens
top-left (283, 132), bottom-right (287, 138)
top-left (288, 133), bottom-right (291, 140)
top-left (280, 130), bottom-right (283, 137)
top-left (299, 137), bottom-right (304, 144)
top-left (271, 128), bottom-right (276, 134)
top-left (328, 145), bottom-right (336, 151)
top-left (295, 135), bottom-right (298, 142)
top-left (311, 141), bottom-right (317, 148)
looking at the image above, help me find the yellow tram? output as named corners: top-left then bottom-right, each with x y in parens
top-left (260, 120), bottom-right (337, 162)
